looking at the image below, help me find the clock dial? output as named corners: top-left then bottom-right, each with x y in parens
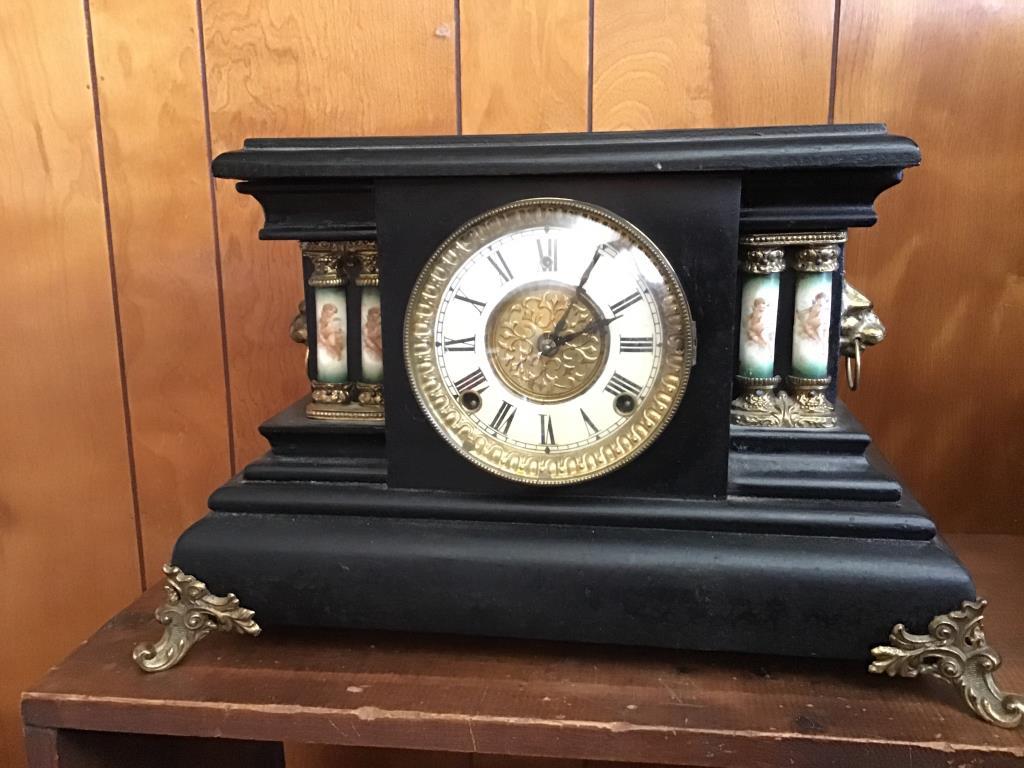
top-left (404, 198), bottom-right (695, 485)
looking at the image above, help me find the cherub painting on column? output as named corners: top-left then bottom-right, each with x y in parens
top-left (738, 274), bottom-right (780, 378)
top-left (791, 273), bottom-right (832, 379)
top-left (315, 289), bottom-right (347, 382)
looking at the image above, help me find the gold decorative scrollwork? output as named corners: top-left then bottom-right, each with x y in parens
top-left (870, 599), bottom-right (1023, 729)
top-left (356, 381), bottom-right (384, 406)
top-left (487, 285), bottom-right (606, 402)
top-left (730, 375), bottom-right (837, 429)
top-left (782, 375), bottom-right (837, 428)
top-left (741, 248), bottom-right (785, 274)
top-left (302, 241), bottom-right (348, 288)
top-left (351, 241), bottom-right (380, 286)
top-left (132, 564), bottom-right (260, 673)
top-left (302, 240), bottom-right (379, 287)
top-left (730, 376), bottom-right (784, 427)
top-left (311, 380), bottom-right (353, 404)
top-left (791, 245), bottom-right (840, 273)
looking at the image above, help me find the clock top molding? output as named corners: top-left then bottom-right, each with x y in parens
top-left (213, 123), bottom-right (921, 238)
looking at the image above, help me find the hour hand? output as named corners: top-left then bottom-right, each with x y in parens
top-left (557, 313), bottom-right (620, 345)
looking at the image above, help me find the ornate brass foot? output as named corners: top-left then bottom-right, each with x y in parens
top-left (132, 564), bottom-right (261, 673)
top-left (869, 599), bottom-right (1023, 728)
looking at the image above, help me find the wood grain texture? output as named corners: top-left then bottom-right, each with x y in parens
top-left (21, 535), bottom-right (1024, 767)
top-left (202, 0), bottom-right (457, 464)
top-left (460, 0), bottom-right (589, 134)
top-left (0, 3), bottom-right (143, 767)
top-left (90, 0), bottom-right (232, 584)
top-left (835, 0), bottom-right (1024, 533)
top-left (593, 0), bottom-right (834, 131)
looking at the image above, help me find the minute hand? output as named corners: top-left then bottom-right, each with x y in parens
top-left (550, 243), bottom-right (615, 339)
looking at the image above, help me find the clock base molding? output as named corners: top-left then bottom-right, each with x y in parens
top-left (166, 396), bottom-right (974, 663)
top-left (170, 503), bottom-right (971, 662)
top-left (245, 396), bottom-right (902, 503)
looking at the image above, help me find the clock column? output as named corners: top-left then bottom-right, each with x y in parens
top-left (301, 241), bottom-right (385, 423)
top-left (783, 236), bottom-right (843, 428)
top-left (730, 232), bottom-right (845, 428)
top-left (730, 241), bottom-right (786, 426)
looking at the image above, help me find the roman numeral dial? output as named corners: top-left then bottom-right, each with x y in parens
top-left (610, 291), bottom-right (643, 316)
top-left (490, 401), bottom-right (517, 434)
top-left (409, 198), bottom-right (695, 485)
top-left (620, 336), bottom-right (654, 353)
top-left (453, 368), bottom-right (487, 394)
top-left (443, 336), bottom-right (476, 352)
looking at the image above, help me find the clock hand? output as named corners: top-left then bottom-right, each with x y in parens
top-left (557, 313), bottom-right (621, 345)
top-left (550, 242), bottom-right (616, 340)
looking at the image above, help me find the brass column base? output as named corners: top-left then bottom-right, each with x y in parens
top-left (730, 375), bottom-right (837, 429)
top-left (132, 565), bottom-right (261, 673)
top-left (870, 599), bottom-right (1023, 729)
top-left (781, 375), bottom-right (837, 428)
top-left (730, 375), bottom-right (783, 427)
top-left (307, 381), bottom-right (385, 423)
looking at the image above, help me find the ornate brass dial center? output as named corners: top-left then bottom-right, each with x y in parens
top-left (486, 281), bottom-right (608, 403)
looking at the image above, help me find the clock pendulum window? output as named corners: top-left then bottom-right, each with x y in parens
top-left (135, 127), bottom-right (1021, 731)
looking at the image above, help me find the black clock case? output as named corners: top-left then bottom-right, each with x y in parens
top-left (174, 125), bottom-right (975, 660)
top-left (378, 173), bottom-right (740, 498)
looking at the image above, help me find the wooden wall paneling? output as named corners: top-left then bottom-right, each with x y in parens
top-left (89, 0), bottom-right (232, 584)
top-left (835, 0), bottom-right (1024, 534)
top-left (460, 0), bottom-right (590, 134)
top-left (592, 0), bottom-right (835, 131)
top-left (202, 0), bottom-right (458, 465)
top-left (0, 3), bottom-right (143, 766)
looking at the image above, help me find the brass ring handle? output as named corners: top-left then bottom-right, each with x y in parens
top-left (845, 338), bottom-right (863, 391)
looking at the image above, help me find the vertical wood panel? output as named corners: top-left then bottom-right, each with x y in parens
top-left (0, 3), bottom-right (142, 766)
top-left (593, 0), bottom-right (834, 130)
top-left (460, 0), bottom-right (590, 134)
top-left (90, 0), bottom-right (232, 583)
top-left (835, 0), bottom-right (1024, 533)
top-left (202, 0), bottom-right (457, 465)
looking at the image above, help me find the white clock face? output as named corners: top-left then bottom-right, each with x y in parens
top-left (405, 198), bottom-right (695, 485)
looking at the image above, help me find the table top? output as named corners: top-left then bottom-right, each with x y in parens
top-left (22, 534), bottom-right (1024, 767)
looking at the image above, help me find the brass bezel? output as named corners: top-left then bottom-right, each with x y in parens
top-left (403, 197), bottom-right (696, 485)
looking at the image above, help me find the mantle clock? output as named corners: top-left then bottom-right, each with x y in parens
top-left (133, 125), bottom-right (1022, 730)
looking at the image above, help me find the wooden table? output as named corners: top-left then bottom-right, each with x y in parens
top-left (21, 534), bottom-right (1024, 768)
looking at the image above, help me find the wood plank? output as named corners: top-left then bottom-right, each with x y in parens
top-left (202, 0), bottom-right (457, 465)
top-left (835, 0), bottom-right (1024, 534)
top-left (89, 0), bottom-right (232, 584)
top-left (28, 730), bottom-right (284, 768)
top-left (593, 0), bottom-right (834, 130)
top-left (460, 0), bottom-right (589, 134)
top-left (21, 536), bottom-right (1024, 767)
top-left (0, 2), bottom-right (143, 766)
